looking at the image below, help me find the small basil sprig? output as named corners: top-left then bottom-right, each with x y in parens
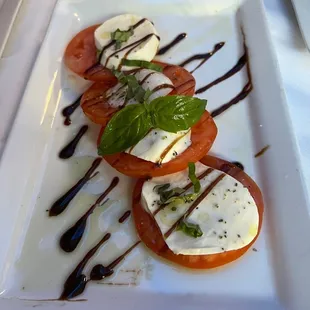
top-left (153, 183), bottom-right (170, 194)
top-left (113, 70), bottom-right (152, 103)
top-left (111, 27), bottom-right (134, 49)
top-left (121, 59), bottom-right (163, 72)
top-left (153, 183), bottom-right (185, 204)
top-left (178, 220), bottom-right (203, 238)
top-left (98, 96), bottom-right (207, 155)
top-left (188, 162), bottom-right (201, 193)
top-left (165, 193), bottom-right (198, 207)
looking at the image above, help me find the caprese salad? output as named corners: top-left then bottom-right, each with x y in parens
top-left (62, 13), bottom-right (263, 274)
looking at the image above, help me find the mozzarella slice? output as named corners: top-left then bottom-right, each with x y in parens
top-left (141, 162), bottom-right (259, 255)
top-left (106, 69), bottom-right (174, 108)
top-left (94, 14), bottom-right (160, 70)
top-left (126, 129), bottom-right (191, 164)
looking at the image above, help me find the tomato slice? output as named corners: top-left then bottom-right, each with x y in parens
top-left (132, 155), bottom-right (264, 269)
top-left (81, 62), bottom-right (196, 125)
top-left (153, 61), bottom-right (195, 96)
top-left (102, 111), bottom-right (217, 177)
top-left (64, 24), bottom-right (116, 82)
top-left (81, 80), bottom-right (118, 126)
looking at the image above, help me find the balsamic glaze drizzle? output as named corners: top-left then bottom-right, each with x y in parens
top-left (231, 162), bottom-right (244, 171)
top-left (59, 237), bottom-right (140, 299)
top-left (59, 125), bottom-right (88, 159)
top-left (179, 42), bottom-right (225, 74)
top-left (59, 177), bottom-right (119, 253)
top-left (164, 174), bottom-right (226, 238)
top-left (157, 33), bottom-right (187, 55)
top-left (49, 158), bottom-right (102, 217)
top-left (195, 53), bottom-right (247, 94)
top-left (210, 81), bottom-right (252, 118)
top-left (118, 210), bottom-right (131, 223)
top-left (254, 145), bottom-right (270, 158)
top-left (91, 241), bottom-right (141, 279)
top-left (59, 233), bottom-right (111, 300)
top-left (62, 96), bottom-right (82, 126)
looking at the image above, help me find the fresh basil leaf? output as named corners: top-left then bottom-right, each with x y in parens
top-left (150, 95), bottom-right (207, 133)
top-left (188, 162), bottom-right (201, 193)
top-left (98, 104), bottom-right (152, 155)
top-left (111, 27), bottom-right (134, 50)
top-left (154, 183), bottom-right (170, 194)
top-left (178, 220), bottom-right (203, 238)
top-left (165, 193), bottom-right (198, 206)
top-left (121, 59), bottom-right (163, 72)
top-left (165, 197), bottom-right (186, 207)
top-left (160, 187), bottom-right (185, 203)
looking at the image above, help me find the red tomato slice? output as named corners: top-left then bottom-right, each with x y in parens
top-left (102, 111), bottom-right (217, 177)
top-left (64, 24), bottom-right (116, 82)
top-left (132, 155), bottom-right (264, 269)
top-left (81, 62), bottom-right (196, 125)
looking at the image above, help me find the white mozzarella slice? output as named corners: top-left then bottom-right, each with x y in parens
top-left (141, 162), bottom-right (259, 255)
top-left (126, 129), bottom-right (191, 164)
top-left (106, 69), bottom-right (174, 108)
top-left (134, 69), bottom-right (174, 102)
top-left (94, 14), bottom-right (160, 70)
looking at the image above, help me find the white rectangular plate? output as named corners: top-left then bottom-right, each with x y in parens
top-left (0, 0), bottom-right (23, 57)
top-left (0, 0), bottom-right (309, 309)
top-left (291, 0), bottom-right (310, 51)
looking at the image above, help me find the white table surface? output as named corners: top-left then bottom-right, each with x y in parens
top-left (0, 0), bottom-right (309, 196)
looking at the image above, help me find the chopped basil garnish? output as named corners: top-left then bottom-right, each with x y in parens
top-left (154, 183), bottom-right (170, 194)
top-left (112, 70), bottom-right (152, 103)
top-left (97, 95), bottom-right (206, 155)
top-left (121, 59), bottom-right (163, 72)
top-left (165, 193), bottom-right (198, 206)
top-left (154, 183), bottom-right (185, 204)
top-left (160, 187), bottom-right (185, 203)
top-left (111, 27), bottom-right (134, 49)
top-left (188, 162), bottom-right (201, 193)
top-left (178, 220), bottom-right (203, 238)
